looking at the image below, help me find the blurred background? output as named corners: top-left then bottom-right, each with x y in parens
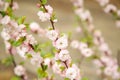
top-left (0, 0), bottom-right (120, 80)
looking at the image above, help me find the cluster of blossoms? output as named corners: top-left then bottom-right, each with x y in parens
top-left (96, 0), bottom-right (120, 28)
top-left (0, 1), bottom-right (54, 80)
top-left (0, 0), bottom-right (120, 80)
top-left (93, 30), bottom-right (120, 79)
top-left (71, 40), bottom-right (93, 57)
top-left (71, 0), bottom-right (120, 79)
top-left (37, 1), bottom-right (81, 79)
top-left (0, 1), bottom-right (28, 79)
top-left (46, 29), bottom-right (81, 80)
top-left (37, 3), bottom-right (57, 22)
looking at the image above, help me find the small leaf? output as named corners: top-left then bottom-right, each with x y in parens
top-left (5, 0), bottom-right (11, 2)
top-left (81, 77), bottom-right (89, 80)
top-left (9, 37), bottom-right (26, 47)
top-left (1, 56), bottom-right (13, 66)
top-left (60, 66), bottom-right (65, 71)
top-left (19, 61), bottom-right (25, 65)
top-left (11, 76), bottom-right (21, 80)
top-left (17, 16), bottom-right (26, 25)
top-left (25, 53), bottom-right (32, 59)
top-left (33, 44), bottom-right (41, 52)
top-left (41, 0), bottom-right (47, 5)
top-left (37, 68), bottom-right (48, 78)
top-left (0, 11), bottom-right (6, 17)
top-left (64, 78), bottom-right (70, 80)
top-left (42, 64), bottom-right (48, 71)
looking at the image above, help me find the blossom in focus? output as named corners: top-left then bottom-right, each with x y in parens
top-left (14, 65), bottom-right (25, 76)
top-left (30, 53), bottom-right (43, 67)
top-left (37, 11), bottom-right (50, 22)
top-left (46, 30), bottom-right (58, 41)
top-left (58, 49), bottom-right (71, 61)
top-left (54, 35), bottom-right (68, 49)
top-left (66, 67), bottom-right (77, 80)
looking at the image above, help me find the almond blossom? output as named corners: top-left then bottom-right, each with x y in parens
top-left (14, 65), bottom-right (26, 76)
top-left (0, 15), bottom-right (11, 25)
top-left (46, 30), bottom-right (58, 41)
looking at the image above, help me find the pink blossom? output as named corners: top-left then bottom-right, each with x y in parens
top-left (93, 59), bottom-right (103, 67)
top-left (99, 43), bottom-right (109, 52)
top-left (46, 30), bottom-right (58, 41)
top-left (30, 22), bottom-right (40, 32)
top-left (37, 11), bottom-right (50, 22)
top-left (12, 2), bottom-right (19, 10)
top-left (52, 62), bottom-right (62, 74)
top-left (65, 67), bottom-right (77, 80)
top-left (30, 53), bottom-right (43, 67)
top-left (58, 49), bottom-right (71, 61)
top-left (104, 4), bottom-right (117, 13)
top-left (81, 48), bottom-right (93, 57)
top-left (71, 40), bottom-right (79, 49)
top-left (78, 9), bottom-right (92, 22)
top-left (16, 45), bottom-right (28, 58)
top-left (1, 28), bottom-right (11, 40)
top-left (0, 16), bottom-right (10, 25)
top-left (45, 5), bottom-right (53, 15)
top-left (14, 65), bottom-right (25, 76)
top-left (26, 35), bottom-right (37, 45)
top-left (79, 42), bottom-right (88, 50)
top-left (54, 35), bottom-right (68, 49)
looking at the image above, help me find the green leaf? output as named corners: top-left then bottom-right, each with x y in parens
top-left (60, 66), bottom-right (65, 71)
top-left (9, 37), bottom-right (26, 47)
top-left (64, 78), bottom-right (70, 80)
top-left (39, 6), bottom-right (46, 12)
top-left (41, 0), bottom-right (47, 5)
top-left (81, 77), bottom-right (89, 80)
top-left (19, 61), bottom-right (25, 65)
top-left (42, 65), bottom-right (48, 71)
top-left (0, 11), bottom-right (6, 17)
top-left (25, 23), bottom-right (30, 31)
top-left (33, 44), bottom-right (41, 52)
top-left (17, 16), bottom-right (26, 25)
top-left (6, 7), bottom-right (13, 16)
top-left (25, 53), bottom-right (32, 59)
top-left (1, 56), bottom-right (13, 66)
top-left (11, 76), bottom-right (21, 80)
top-left (5, 0), bottom-right (11, 2)
top-left (50, 13), bottom-right (57, 21)
top-left (37, 68), bottom-right (48, 78)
